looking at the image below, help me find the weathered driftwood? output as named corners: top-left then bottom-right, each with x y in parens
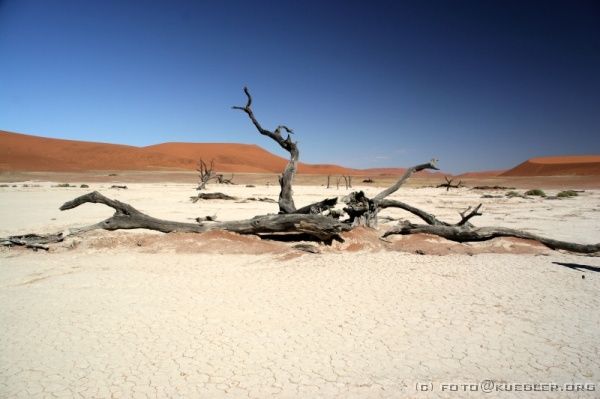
top-left (233, 87), bottom-right (298, 213)
top-left (0, 192), bottom-right (348, 247)
top-left (382, 203), bottom-right (599, 254)
top-left (378, 199), bottom-right (449, 226)
top-left (0, 234), bottom-right (63, 251)
top-left (191, 192), bottom-right (236, 202)
top-left (437, 176), bottom-right (462, 191)
top-left (384, 221), bottom-right (600, 254)
top-left (343, 159), bottom-right (439, 227)
top-left (246, 197), bottom-right (277, 203)
top-left (294, 197), bottom-right (338, 215)
top-left (216, 173), bottom-right (235, 184)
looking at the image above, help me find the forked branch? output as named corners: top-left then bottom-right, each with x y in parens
top-left (437, 176), bottom-right (462, 191)
top-left (233, 87), bottom-right (298, 213)
top-left (456, 204), bottom-right (482, 226)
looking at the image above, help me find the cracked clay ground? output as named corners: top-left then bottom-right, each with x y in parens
top-left (1, 184), bottom-right (600, 398)
top-left (1, 251), bottom-right (600, 398)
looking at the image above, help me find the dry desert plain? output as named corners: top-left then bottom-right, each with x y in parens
top-left (1, 172), bottom-right (600, 398)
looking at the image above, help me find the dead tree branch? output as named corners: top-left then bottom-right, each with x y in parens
top-left (437, 176), bottom-right (462, 191)
top-left (373, 159), bottom-right (438, 202)
top-left (341, 159), bottom-right (439, 227)
top-left (216, 173), bottom-right (235, 184)
top-left (383, 221), bottom-right (600, 254)
top-left (196, 159), bottom-right (217, 191)
top-left (456, 204), bottom-right (482, 226)
top-left (378, 199), bottom-right (449, 226)
top-left (233, 87), bottom-right (297, 213)
top-left (1, 191), bottom-right (348, 247)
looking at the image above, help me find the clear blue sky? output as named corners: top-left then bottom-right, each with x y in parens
top-left (0, 0), bottom-right (598, 173)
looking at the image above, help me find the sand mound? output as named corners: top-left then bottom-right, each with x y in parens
top-left (0, 130), bottom-right (443, 176)
top-left (502, 155), bottom-right (600, 176)
top-left (0, 130), bottom-right (366, 174)
top-left (457, 169), bottom-right (506, 178)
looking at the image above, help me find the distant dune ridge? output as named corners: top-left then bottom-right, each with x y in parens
top-left (1, 130), bottom-right (599, 176)
top-left (0, 130), bottom-right (417, 175)
top-left (501, 156), bottom-right (600, 176)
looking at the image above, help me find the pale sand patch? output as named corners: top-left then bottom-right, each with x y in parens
top-left (1, 183), bottom-right (600, 398)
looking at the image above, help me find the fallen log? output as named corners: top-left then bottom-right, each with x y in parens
top-left (191, 192), bottom-right (237, 202)
top-left (1, 191), bottom-right (347, 247)
top-left (383, 221), bottom-right (600, 254)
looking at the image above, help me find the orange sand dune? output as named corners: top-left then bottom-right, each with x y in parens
top-left (457, 170), bottom-right (506, 178)
top-left (501, 155), bottom-right (600, 176)
top-left (0, 130), bottom-right (356, 174)
top-left (0, 130), bottom-right (447, 175)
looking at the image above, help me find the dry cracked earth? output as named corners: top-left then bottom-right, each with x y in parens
top-left (1, 250), bottom-right (600, 398)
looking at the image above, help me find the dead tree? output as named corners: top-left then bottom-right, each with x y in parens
top-left (216, 174), bottom-right (235, 184)
top-left (233, 87), bottom-right (337, 215)
top-left (345, 175), bottom-right (352, 189)
top-left (196, 159), bottom-right (217, 190)
top-left (2, 87), bottom-right (598, 255)
top-left (437, 176), bottom-right (462, 191)
top-left (335, 176), bottom-right (351, 190)
top-left (382, 203), bottom-right (600, 254)
top-left (326, 175), bottom-right (331, 189)
top-left (343, 160), bottom-right (439, 227)
top-left (233, 87), bottom-right (298, 213)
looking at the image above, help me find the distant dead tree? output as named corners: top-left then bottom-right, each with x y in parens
top-left (196, 160), bottom-right (235, 190)
top-left (196, 159), bottom-right (217, 191)
top-left (216, 173), bottom-right (235, 185)
top-left (335, 176), bottom-right (352, 189)
top-left (5, 86), bottom-right (598, 255)
top-left (343, 175), bottom-right (352, 189)
top-left (437, 176), bottom-right (462, 191)
top-left (326, 175), bottom-right (331, 189)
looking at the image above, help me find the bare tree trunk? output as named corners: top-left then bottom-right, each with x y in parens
top-left (344, 159), bottom-right (439, 227)
top-left (233, 87), bottom-right (297, 213)
top-left (326, 175), bottom-right (330, 189)
top-left (196, 159), bottom-right (217, 191)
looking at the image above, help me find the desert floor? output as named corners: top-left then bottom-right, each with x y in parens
top-left (1, 178), bottom-right (600, 398)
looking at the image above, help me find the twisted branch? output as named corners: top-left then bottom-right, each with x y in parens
top-left (233, 87), bottom-right (298, 213)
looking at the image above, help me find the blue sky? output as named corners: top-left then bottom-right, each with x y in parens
top-left (0, 0), bottom-right (598, 173)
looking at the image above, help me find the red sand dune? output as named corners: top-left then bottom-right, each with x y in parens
top-left (501, 155), bottom-right (600, 176)
top-left (0, 130), bottom-right (432, 175)
top-left (457, 170), bottom-right (506, 178)
top-left (6, 130), bottom-right (595, 177)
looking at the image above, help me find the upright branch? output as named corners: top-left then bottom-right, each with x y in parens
top-left (233, 87), bottom-right (298, 213)
top-left (456, 204), bottom-right (482, 226)
top-left (373, 159), bottom-right (439, 203)
top-left (343, 159), bottom-right (439, 227)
